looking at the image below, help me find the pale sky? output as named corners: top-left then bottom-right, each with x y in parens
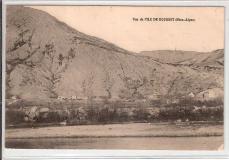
top-left (30, 6), bottom-right (224, 53)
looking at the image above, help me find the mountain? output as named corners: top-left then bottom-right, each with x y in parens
top-left (6, 6), bottom-right (224, 100)
top-left (141, 49), bottom-right (224, 74)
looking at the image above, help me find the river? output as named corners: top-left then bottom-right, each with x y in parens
top-left (6, 136), bottom-right (223, 150)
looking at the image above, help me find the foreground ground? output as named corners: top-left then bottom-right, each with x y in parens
top-left (5, 122), bottom-right (224, 150)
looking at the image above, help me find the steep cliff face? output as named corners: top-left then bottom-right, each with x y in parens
top-left (6, 6), bottom-right (224, 100)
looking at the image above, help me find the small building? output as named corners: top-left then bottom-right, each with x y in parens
top-left (146, 94), bottom-right (160, 100)
top-left (11, 95), bottom-right (18, 100)
top-left (57, 96), bottom-right (68, 100)
top-left (77, 96), bottom-right (88, 100)
top-left (196, 88), bottom-right (223, 101)
top-left (71, 95), bottom-right (77, 100)
top-left (188, 92), bottom-right (195, 98)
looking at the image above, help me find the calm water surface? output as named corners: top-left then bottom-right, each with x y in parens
top-left (6, 136), bottom-right (223, 150)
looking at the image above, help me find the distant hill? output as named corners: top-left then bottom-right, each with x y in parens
top-left (141, 49), bottom-right (224, 74)
top-left (141, 50), bottom-right (202, 64)
top-left (6, 6), bottom-right (224, 100)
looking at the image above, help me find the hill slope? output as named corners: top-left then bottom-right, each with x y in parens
top-left (6, 6), bottom-right (224, 100)
top-left (141, 49), bottom-right (224, 74)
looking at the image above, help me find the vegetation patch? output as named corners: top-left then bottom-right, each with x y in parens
top-left (6, 97), bottom-right (223, 127)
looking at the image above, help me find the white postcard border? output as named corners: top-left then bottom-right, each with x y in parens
top-left (2, 0), bottom-right (229, 159)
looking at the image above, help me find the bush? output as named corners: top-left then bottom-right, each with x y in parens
top-left (164, 97), bottom-right (224, 108)
top-left (157, 105), bottom-right (223, 122)
top-left (37, 111), bottom-right (66, 123)
top-left (6, 110), bottom-right (25, 125)
top-left (117, 110), bottom-right (129, 122)
top-left (85, 106), bottom-right (120, 124)
top-left (132, 108), bottom-right (150, 121)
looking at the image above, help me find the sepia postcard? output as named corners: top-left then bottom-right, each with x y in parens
top-left (2, 1), bottom-right (229, 159)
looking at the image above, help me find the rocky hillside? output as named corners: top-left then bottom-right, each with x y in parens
top-left (6, 6), bottom-right (224, 100)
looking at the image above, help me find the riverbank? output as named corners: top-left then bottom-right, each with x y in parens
top-left (6, 122), bottom-right (223, 139)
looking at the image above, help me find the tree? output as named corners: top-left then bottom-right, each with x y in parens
top-left (118, 63), bottom-right (147, 99)
top-left (38, 43), bottom-right (69, 98)
top-left (81, 72), bottom-right (95, 100)
top-left (103, 70), bottom-right (114, 99)
top-left (123, 76), bottom-right (147, 97)
top-left (6, 30), bottom-right (40, 75)
top-left (58, 54), bottom-right (64, 66)
top-left (67, 48), bottom-right (76, 60)
top-left (6, 18), bottom-right (41, 98)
